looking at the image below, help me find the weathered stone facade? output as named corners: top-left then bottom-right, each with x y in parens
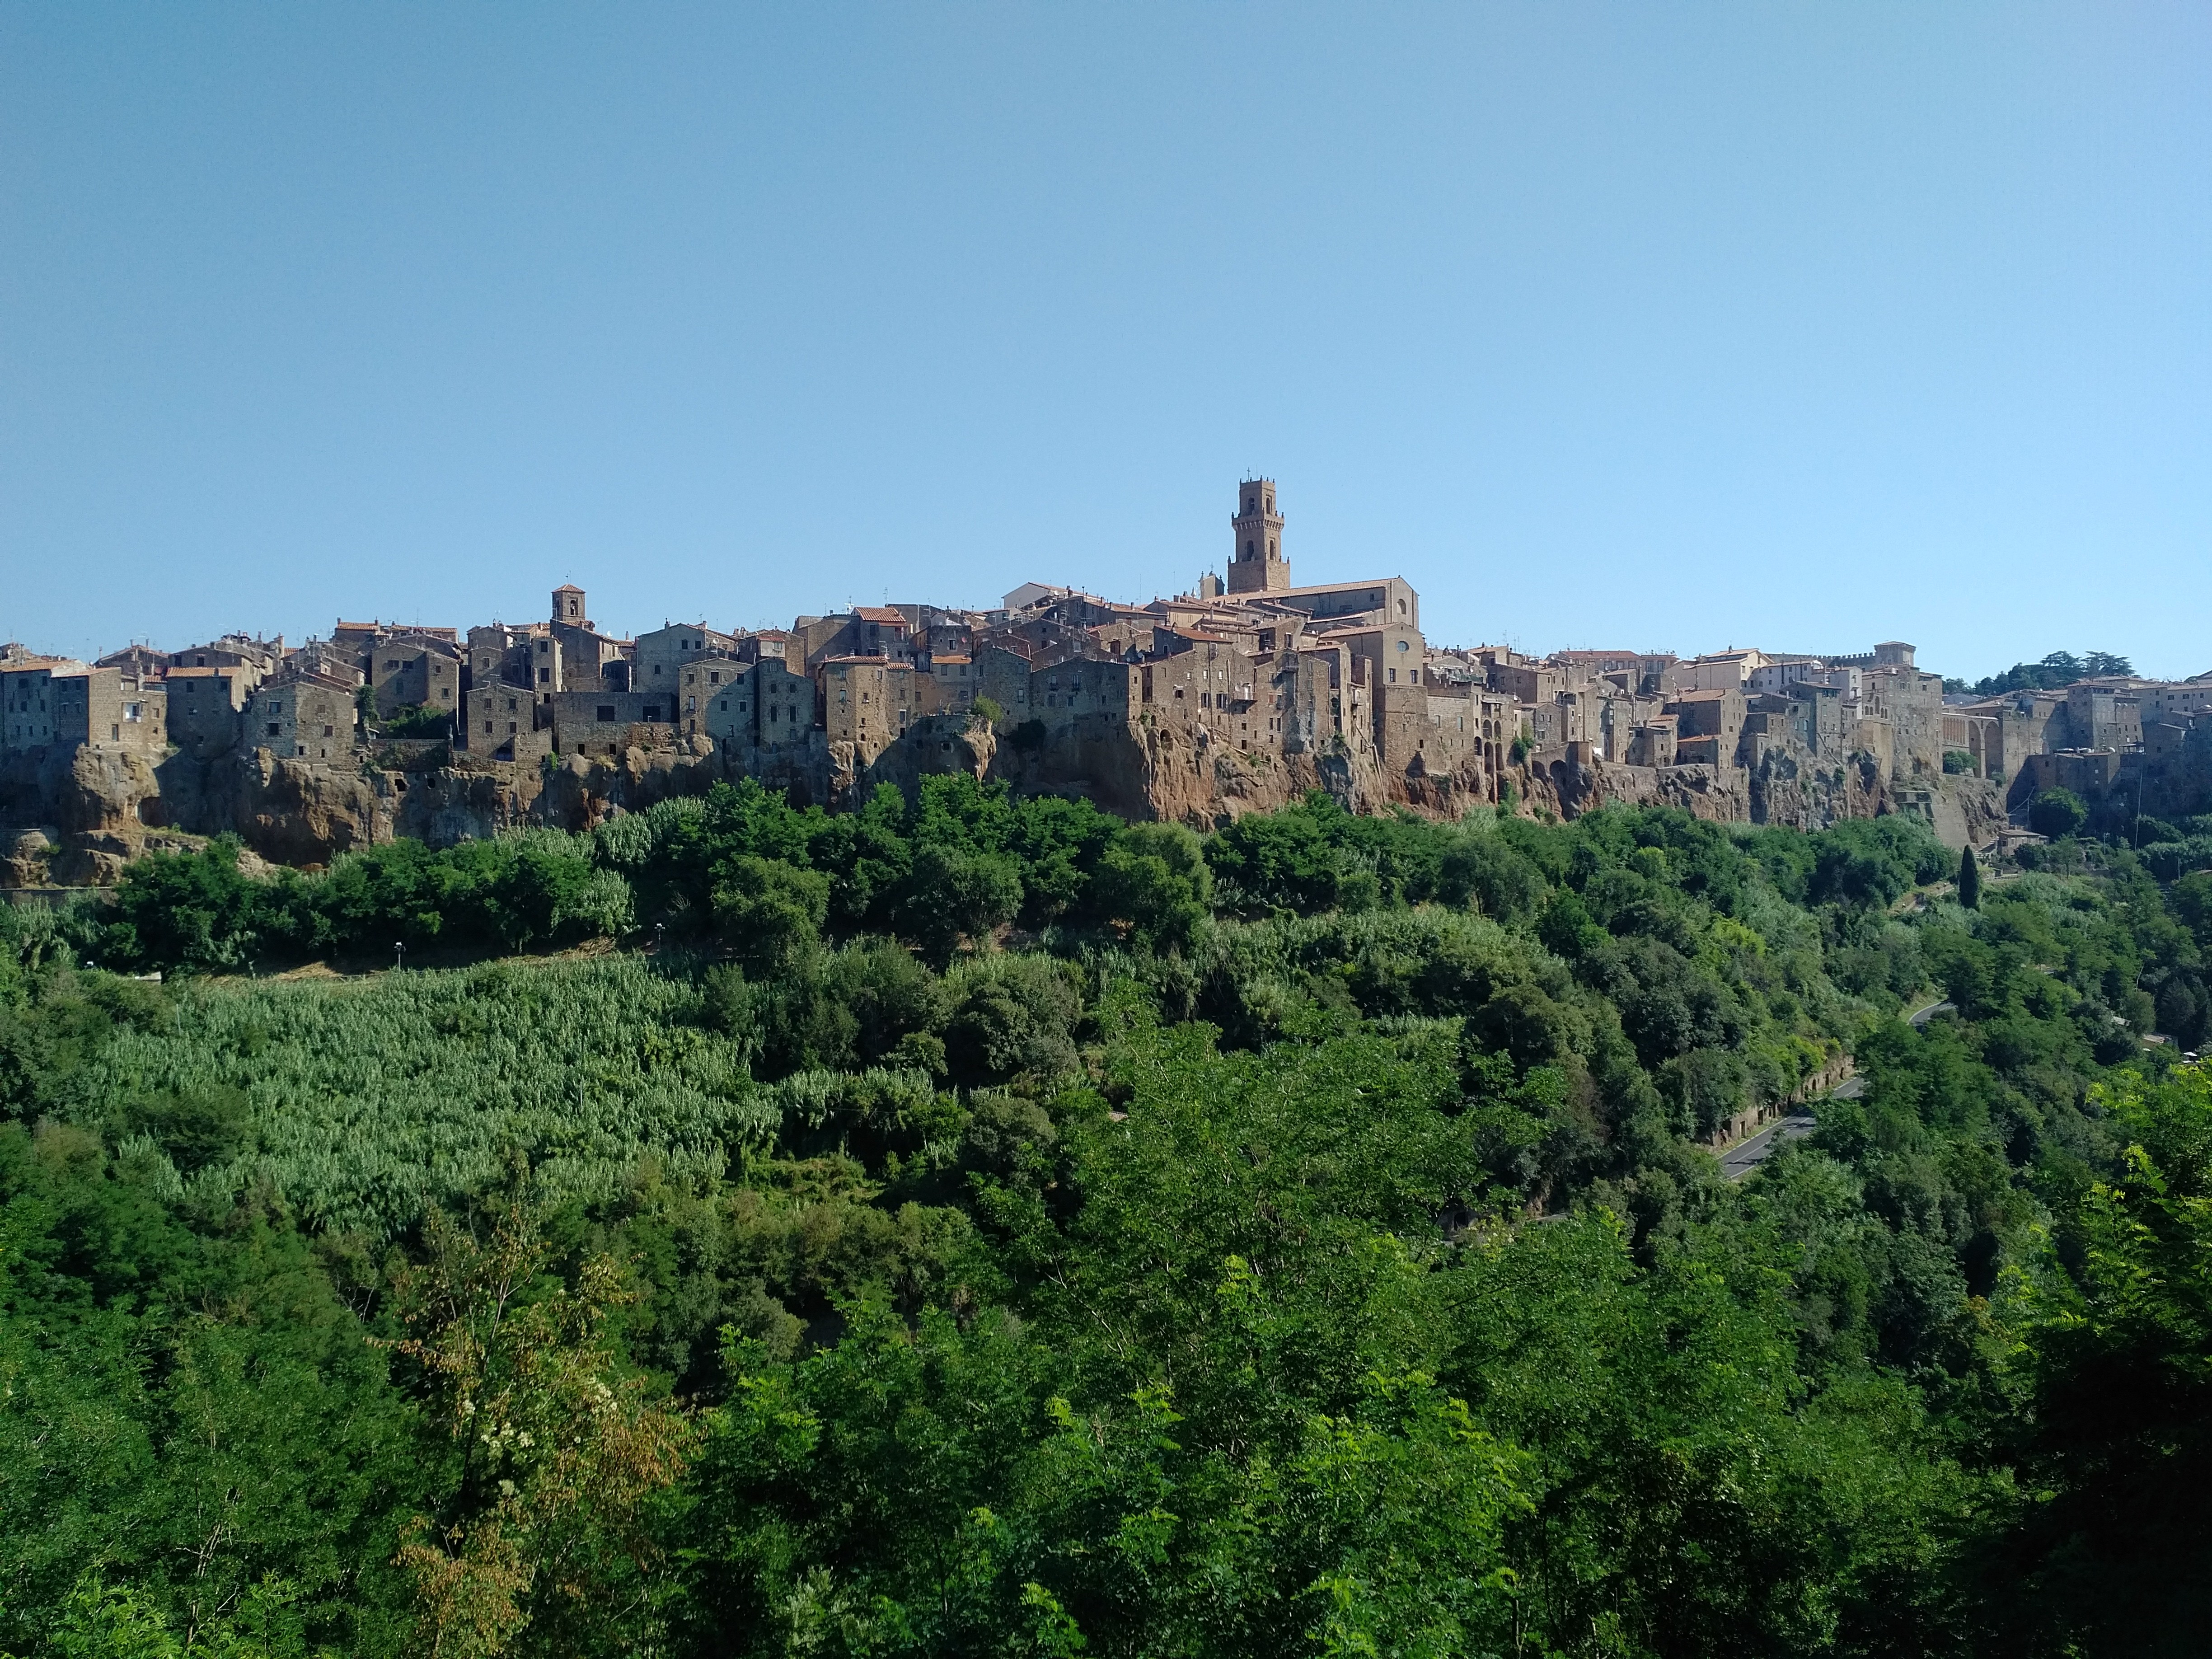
top-left (5, 476), bottom-right (2206, 880)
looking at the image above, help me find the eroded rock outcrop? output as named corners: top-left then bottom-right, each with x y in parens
top-left (0, 714), bottom-right (2012, 887)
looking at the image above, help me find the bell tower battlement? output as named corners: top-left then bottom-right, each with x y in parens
top-left (1227, 477), bottom-right (1289, 595)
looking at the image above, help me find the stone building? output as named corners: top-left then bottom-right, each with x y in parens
top-left (165, 665), bottom-right (253, 760)
top-left (370, 636), bottom-right (465, 720)
top-left (544, 585), bottom-right (631, 693)
top-left (1627, 715), bottom-right (1678, 769)
top-left (1858, 666), bottom-right (1947, 777)
top-left (22, 473), bottom-right (2204, 870)
top-left (917, 653), bottom-right (981, 717)
top-left (820, 657), bottom-right (916, 762)
top-left (635, 622), bottom-right (741, 694)
top-left (464, 683), bottom-right (549, 764)
top-left (2062, 682), bottom-right (2143, 753)
top-left (546, 689), bottom-right (675, 758)
top-left (1, 661), bottom-right (167, 758)
top-left (466, 623), bottom-right (541, 704)
top-left (701, 657), bottom-right (817, 759)
top-left (673, 654), bottom-right (747, 741)
top-left (286, 639), bottom-right (367, 688)
top-left (166, 634), bottom-right (283, 683)
top-left (244, 675), bottom-right (354, 763)
top-left (1668, 687), bottom-right (1746, 766)
top-left (2, 659), bottom-right (85, 753)
top-left (1226, 478), bottom-right (1289, 595)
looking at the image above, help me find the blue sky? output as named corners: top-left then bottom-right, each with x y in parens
top-left (5, 4), bottom-right (2207, 680)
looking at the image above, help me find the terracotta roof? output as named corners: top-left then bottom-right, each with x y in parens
top-left (553, 583), bottom-right (585, 594)
top-left (853, 606), bottom-right (908, 626)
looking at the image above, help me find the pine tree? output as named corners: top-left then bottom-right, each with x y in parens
top-left (1959, 843), bottom-right (1982, 909)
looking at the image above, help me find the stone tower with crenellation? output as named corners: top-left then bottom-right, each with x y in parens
top-left (1226, 478), bottom-right (1289, 595)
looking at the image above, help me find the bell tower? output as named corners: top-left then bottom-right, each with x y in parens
top-left (1227, 477), bottom-right (1289, 595)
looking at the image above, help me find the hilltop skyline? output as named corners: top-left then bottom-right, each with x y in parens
top-left (6, 7), bottom-right (2211, 679)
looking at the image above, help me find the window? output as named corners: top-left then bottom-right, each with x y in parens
top-left (323, 724), bottom-right (334, 737)
top-left (643, 706), bottom-right (662, 722)
top-left (267, 722), bottom-right (281, 737)
top-left (596, 705), bottom-right (617, 722)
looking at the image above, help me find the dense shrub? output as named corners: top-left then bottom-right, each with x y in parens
top-left (12, 786), bottom-right (2212, 1653)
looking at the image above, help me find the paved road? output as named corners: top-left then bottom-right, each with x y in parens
top-left (1719, 1075), bottom-right (1866, 1180)
top-left (1907, 999), bottom-right (1957, 1027)
top-left (1719, 1112), bottom-right (1818, 1180)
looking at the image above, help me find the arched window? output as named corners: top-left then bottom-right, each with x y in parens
top-left (1244, 539), bottom-right (1254, 559)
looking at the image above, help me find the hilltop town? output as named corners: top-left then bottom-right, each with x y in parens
top-left (5, 478), bottom-right (2208, 884)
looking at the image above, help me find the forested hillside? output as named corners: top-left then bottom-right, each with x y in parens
top-left (4, 781), bottom-right (2209, 1656)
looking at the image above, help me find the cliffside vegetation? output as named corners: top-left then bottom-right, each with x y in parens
top-left (3, 784), bottom-right (2209, 1655)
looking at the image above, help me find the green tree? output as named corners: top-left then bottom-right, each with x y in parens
top-left (1990, 1064), bottom-right (2212, 1650)
top-left (1957, 844), bottom-right (1981, 909)
top-left (2029, 788), bottom-right (2089, 840)
top-left (381, 1189), bottom-right (695, 1658)
top-left (898, 845), bottom-right (1025, 967)
top-left (711, 855), bottom-right (830, 977)
top-left (1092, 823), bottom-right (1212, 953)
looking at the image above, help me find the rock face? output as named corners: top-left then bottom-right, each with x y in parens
top-left (1509, 746), bottom-right (2004, 850)
top-left (0, 716), bottom-right (2007, 885)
